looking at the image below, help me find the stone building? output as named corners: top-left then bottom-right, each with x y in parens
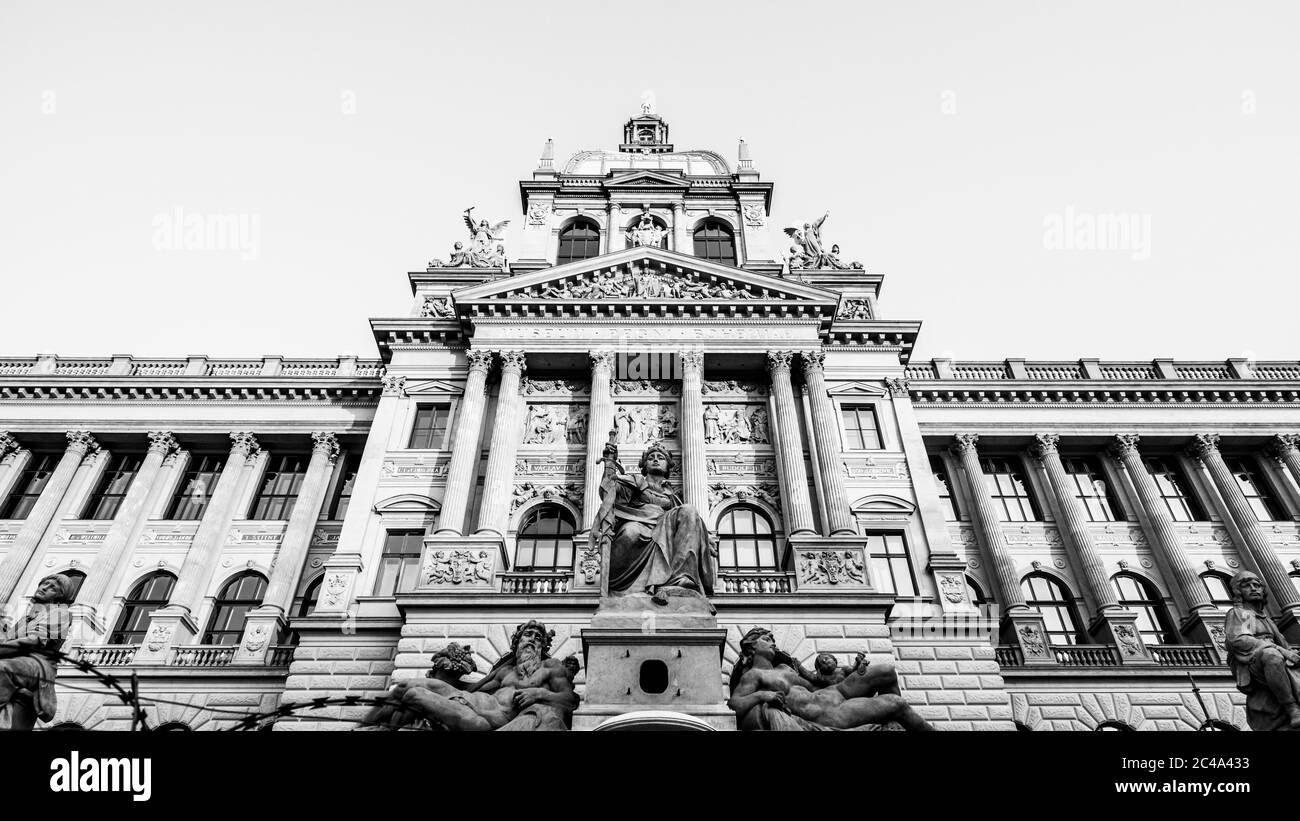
top-left (3, 109), bottom-right (1298, 731)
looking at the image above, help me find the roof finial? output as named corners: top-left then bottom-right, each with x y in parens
top-left (538, 137), bottom-right (554, 170)
top-left (738, 138), bottom-right (752, 169)
top-left (640, 90), bottom-right (656, 116)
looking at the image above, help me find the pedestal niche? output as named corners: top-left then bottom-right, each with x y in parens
top-left (575, 592), bottom-right (734, 731)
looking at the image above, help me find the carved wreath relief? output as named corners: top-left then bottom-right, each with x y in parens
top-left (939, 574), bottom-right (966, 603)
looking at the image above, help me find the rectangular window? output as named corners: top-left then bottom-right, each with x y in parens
top-left (84, 452), bottom-right (144, 520)
top-left (0, 453), bottom-right (59, 520)
top-left (408, 405), bottom-right (451, 449)
top-left (1144, 457), bottom-right (1205, 522)
top-left (980, 457), bottom-right (1041, 522)
top-left (373, 530), bottom-right (424, 596)
top-left (1062, 456), bottom-right (1125, 522)
top-left (325, 454), bottom-right (359, 521)
top-left (866, 532), bottom-right (917, 596)
top-left (249, 454), bottom-right (309, 520)
top-left (1224, 456), bottom-right (1285, 522)
top-left (166, 455), bottom-right (225, 521)
top-left (929, 454), bottom-right (960, 521)
top-left (840, 405), bottom-right (882, 450)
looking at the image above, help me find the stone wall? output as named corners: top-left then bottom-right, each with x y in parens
top-left (1009, 687), bottom-right (1247, 731)
top-left (892, 640), bottom-right (1016, 730)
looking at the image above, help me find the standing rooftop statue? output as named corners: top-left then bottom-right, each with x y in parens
top-left (785, 212), bottom-right (862, 270)
top-left (1225, 570), bottom-right (1300, 730)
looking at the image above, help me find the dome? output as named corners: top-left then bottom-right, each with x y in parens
top-left (562, 148), bottom-right (731, 177)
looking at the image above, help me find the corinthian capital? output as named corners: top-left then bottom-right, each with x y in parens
top-left (589, 350), bottom-right (616, 372)
top-left (884, 377), bottom-right (910, 397)
top-left (381, 372), bottom-right (406, 397)
top-left (230, 431), bottom-right (260, 458)
top-left (766, 351), bottom-right (794, 374)
top-left (950, 433), bottom-right (980, 456)
top-left (1186, 433), bottom-right (1220, 460)
top-left (65, 430), bottom-right (99, 456)
top-left (312, 432), bottom-right (341, 463)
top-left (147, 431), bottom-right (179, 456)
top-left (678, 350), bottom-right (704, 374)
top-left (1030, 433), bottom-right (1060, 460)
top-left (465, 349), bottom-right (494, 373)
top-left (800, 350), bottom-right (826, 377)
top-left (1109, 434), bottom-right (1141, 460)
top-left (0, 432), bottom-right (19, 458)
top-left (498, 351), bottom-right (527, 373)
top-left (1268, 433), bottom-right (1300, 460)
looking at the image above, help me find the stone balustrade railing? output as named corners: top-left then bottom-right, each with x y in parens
top-left (717, 571), bottom-right (796, 595)
top-left (499, 572), bottom-right (573, 594)
top-left (72, 644), bottom-right (139, 666)
top-left (0, 354), bottom-right (384, 380)
top-left (170, 645), bottom-right (236, 667)
top-left (904, 358), bottom-right (1297, 382)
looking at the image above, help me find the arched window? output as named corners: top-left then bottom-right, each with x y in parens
top-left (154, 721), bottom-right (192, 731)
top-left (693, 220), bottom-right (736, 266)
top-left (717, 505), bottom-right (779, 572)
top-left (966, 574), bottom-right (991, 607)
top-left (1095, 720), bottom-right (1136, 731)
top-left (283, 575), bottom-right (323, 647)
top-left (556, 219), bottom-right (601, 265)
top-left (515, 505), bottom-right (577, 573)
top-left (202, 572), bottom-right (267, 645)
top-left (110, 572), bottom-right (177, 644)
top-left (1112, 573), bottom-right (1177, 645)
top-left (1200, 571), bottom-right (1235, 610)
top-left (1021, 573), bottom-right (1086, 646)
top-left (61, 570), bottom-right (86, 602)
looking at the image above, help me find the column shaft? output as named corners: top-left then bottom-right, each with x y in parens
top-left (0, 431), bottom-right (98, 602)
top-left (679, 351), bottom-right (708, 511)
top-left (1271, 435), bottom-right (1300, 497)
top-left (672, 203), bottom-right (687, 253)
top-left (582, 351), bottom-right (616, 530)
top-left (1110, 435), bottom-right (1215, 613)
top-left (1190, 434), bottom-right (1300, 612)
top-left (261, 433), bottom-right (339, 610)
top-left (436, 350), bottom-right (493, 535)
top-left (0, 433), bottom-right (23, 507)
top-left (168, 432), bottom-right (260, 614)
top-left (605, 204), bottom-right (622, 254)
top-left (78, 432), bottom-right (177, 608)
top-left (801, 351), bottom-right (854, 535)
top-left (1031, 434), bottom-right (1119, 613)
top-left (950, 434), bottom-right (1027, 610)
top-left (475, 351), bottom-right (527, 538)
top-left (767, 351), bottom-right (816, 535)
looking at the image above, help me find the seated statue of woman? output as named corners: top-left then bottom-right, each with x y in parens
top-left (590, 440), bottom-right (716, 609)
top-left (727, 627), bottom-right (933, 731)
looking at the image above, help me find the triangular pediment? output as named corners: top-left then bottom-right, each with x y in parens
top-left (602, 170), bottom-right (691, 189)
top-left (453, 247), bottom-right (840, 307)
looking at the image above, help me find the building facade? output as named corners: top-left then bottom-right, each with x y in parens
top-left (4, 110), bottom-right (1299, 730)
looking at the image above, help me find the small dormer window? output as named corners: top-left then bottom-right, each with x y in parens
top-left (693, 219), bottom-right (736, 266)
top-left (557, 218), bottom-right (601, 265)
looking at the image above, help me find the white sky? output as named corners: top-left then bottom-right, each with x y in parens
top-left (1, 1), bottom-right (1297, 363)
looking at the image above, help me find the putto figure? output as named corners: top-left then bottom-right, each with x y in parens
top-left (0, 574), bottom-right (75, 730)
top-left (727, 627), bottom-right (933, 731)
top-left (1225, 570), bottom-right (1300, 730)
top-left (373, 621), bottom-right (579, 731)
top-left (590, 438), bottom-right (716, 609)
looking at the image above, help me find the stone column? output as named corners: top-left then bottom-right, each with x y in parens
top-left (72, 432), bottom-right (178, 638)
top-left (766, 352), bottom-right (816, 535)
top-left (679, 350), bottom-right (708, 511)
top-left (314, 374), bottom-right (406, 617)
top-left (1188, 434), bottom-right (1300, 620)
top-left (0, 431), bottom-right (98, 604)
top-left (672, 202), bottom-right (687, 253)
top-left (1110, 435), bottom-right (1216, 615)
top-left (0, 433), bottom-right (24, 506)
top-left (236, 432), bottom-right (339, 664)
top-left (605, 203), bottom-right (623, 254)
top-left (133, 432), bottom-right (259, 662)
top-left (1270, 434), bottom-right (1300, 496)
top-left (582, 350), bottom-right (616, 531)
top-left (949, 435), bottom-right (1026, 611)
top-left (800, 351), bottom-right (854, 535)
top-left (1030, 435), bottom-right (1120, 613)
top-left (475, 351), bottom-right (527, 539)
top-left (435, 349), bottom-right (493, 535)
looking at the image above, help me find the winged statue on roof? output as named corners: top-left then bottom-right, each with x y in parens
top-left (462, 207), bottom-right (510, 268)
top-left (783, 211), bottom-right (861, 272)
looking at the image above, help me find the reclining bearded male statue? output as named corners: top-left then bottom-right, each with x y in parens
top-left (362, 621), bottom-right (579, 731)
top-left (727, 627), bottom-right (933, 731)
top-left (589, 439), bottom-right (716, 610)
top-left (1224, 570), bottom-right (1300, 731)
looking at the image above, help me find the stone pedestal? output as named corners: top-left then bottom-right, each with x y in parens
top-left (1088, 609), bottom-right (1157, 665)
top-left (574, 593), bottom-right (735, 731)
top-left (1001, 610), bottom-right (1056, 667)
top-left (130, 606), bottom-right (198, 665)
